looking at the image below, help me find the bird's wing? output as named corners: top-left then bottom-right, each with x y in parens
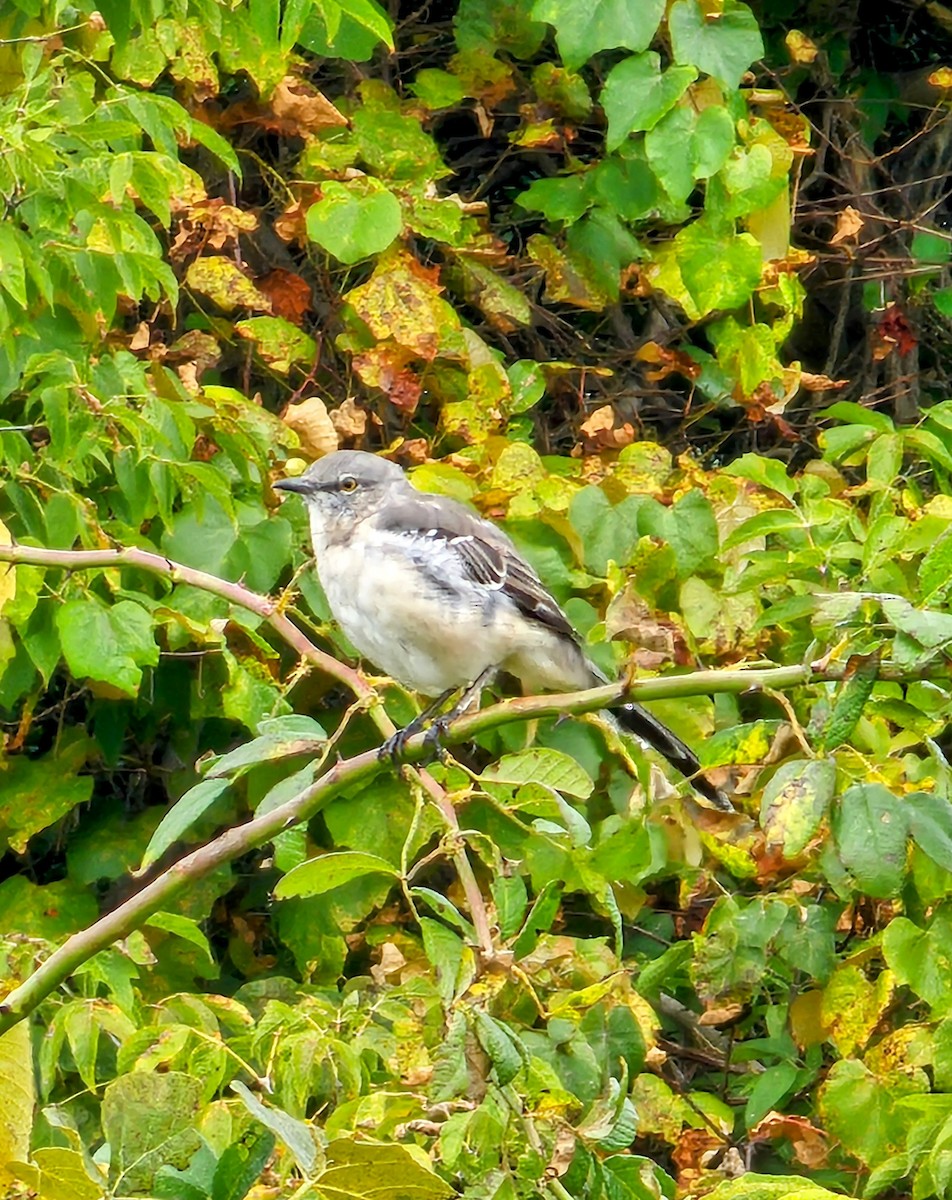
top-left (374, 490), bottom-right (576, 640)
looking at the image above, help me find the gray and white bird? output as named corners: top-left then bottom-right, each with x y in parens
top-left (274, 450), bottom-right (729, 809)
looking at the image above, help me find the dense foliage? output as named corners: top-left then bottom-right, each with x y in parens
top-left (5, 1), bottom-right (952, 1198)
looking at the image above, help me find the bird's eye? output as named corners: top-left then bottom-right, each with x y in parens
top-left (339, 475), bottom-right (358, 493)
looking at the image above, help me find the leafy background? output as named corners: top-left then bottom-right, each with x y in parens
top-left (3, 0), bottom-right (952, 1197)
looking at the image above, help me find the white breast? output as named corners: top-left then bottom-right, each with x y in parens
top-left (311, 518), bottom-right (510, 694)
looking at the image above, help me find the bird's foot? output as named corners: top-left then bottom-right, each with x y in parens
top-left (421, 715), bottom-right (452, 763)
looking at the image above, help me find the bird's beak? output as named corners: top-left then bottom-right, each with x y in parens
top-left (273, 477), bottom-right (310, 494)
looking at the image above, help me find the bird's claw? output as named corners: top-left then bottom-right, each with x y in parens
top-left (422, 716), bottom-right (451, 757)
top-left (379, 726), bottom-right (411, 762)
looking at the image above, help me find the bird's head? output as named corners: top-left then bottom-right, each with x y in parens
top-left (274, 450), bottom-right (406, 526)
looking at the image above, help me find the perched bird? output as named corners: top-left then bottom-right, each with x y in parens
top-left (274, 450), bottom-right (729, 809)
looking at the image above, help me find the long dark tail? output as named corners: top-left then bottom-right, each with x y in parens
top-left (615, 702), bottom-right (733, 811)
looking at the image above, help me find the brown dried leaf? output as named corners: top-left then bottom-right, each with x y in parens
top-left (281, 396), bottom-right (340, 459)
top-left (799, 371), bottom-right (849, 392)
top-left (829, 205), bottom-right (864, 246)
top-left (271, 76), bottom-right (348, 134)
top-left (370, 941), bottom-right (406, 985)
top-left (275, 186), bottom-right (322, 245)
top-left (219, 76), bottom-right (347, 137)
top-left (330, 397), bottom-right (368, 441)
top-left (545, 1129), bottom-right (577, 1180)
top-left (579, 404), bottom-right (635, 451)
top-left (636, 341), bottom-right (702, 383)
top-left (750, 1111), bottom-right (829, 1169)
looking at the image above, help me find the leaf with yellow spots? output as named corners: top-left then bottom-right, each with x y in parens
top-left (821, 964), bottom-right (895, 1057)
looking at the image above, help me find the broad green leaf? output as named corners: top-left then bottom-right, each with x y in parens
top-left (721, 508), bottom-right (803, 550)
top-left (0, 876), bottom-right (97, 940)
top-left (0, 735), bottom-right (93, 854)
top-left (512, 880), bottom-right (563, 958)
top-left (411, 887), bottom-right (476, 939)
top-left (531, 0), bottom-right (664, 70)
top-left (669, 0), bottom-right (764, 88)
top-left (0, 226), bottom-right (27, 309)
top-left (602, 53), bottom-right (698, 150)
top-left (306, 179), bottom-right (403, 264)
top-left (481, 748), bottom-right (594, 799)
top-left (833, 783), bottom-right (909, 897)
top-left (315, 1139), bottom-right (453, 1200)
top-left (204, 723), bottom-right (325, 780)
top-left (883, 905), bottom-right (952, 1013)
top-left (492, 874), bottom-right (528, 940)
top-left (101, 1072), bottom-right (202, 1195)
top-left (723, 452), bottom-right (798, 499)
top-left (10, 1148), bottom-right (104, 1200)
top-left (274, 851), bottom-right (400, 899)
top-left (907, 792), bottom-right (952, 873)
top-left (56, 597), bottom-right (158, 697)
top-left (881, 596), bottom-right (952, 650)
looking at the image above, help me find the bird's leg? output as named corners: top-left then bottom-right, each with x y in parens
top-left (379, 687), bottom-right (457, 762)
top-left (422, 667), bottom-right (497, 755)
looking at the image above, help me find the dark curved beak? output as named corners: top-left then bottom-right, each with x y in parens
top-left (273, 477), bottom-right (310, 494)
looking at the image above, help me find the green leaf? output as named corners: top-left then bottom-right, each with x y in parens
top-left (669, 0), bottom-right (764, 89)
top-left (530, 0), bottom-right (665, 71)
top-left (884, 908), bottom-right (952, 1013)
top-left (820, 657), bottom-right (878, 750)
top-left (492, 874), bottom-right (528, 940)
top-left (481, 748), bottom-right (594, 799)
top-left (760, 758), bottom-right (836, 859)
top-left (55, 597), bottom-right (158, 697)
top-left (306, 179), bottom-right (403, 264)
top-left (141, 779), bottom-right (232, 869)
top-left (314, 1139), bottom-right (454, 1200)
top-left (101, 1072), bottom-right (203, 1195)
top-left (512, 880), bottom-right (563, 958)
top-left (907, 792), bottom-right (952, 874)
top-left (911, 230), bottom-right (951, 264)
top-left (723, 452), bottom-right (798, 499)
top-left (420, 917), bottom-right (467, 1007)
top-left (230, 1081), bottom-right (318, 1176)
top-left (274, 850), bottom-right (400, 899)
top-left (833, 783), bottom-right (909, 897)
top-left (602, 53), bottom-right (698, 151)
top-left (235, 317), bottom-right (317, 374)
top-left (721, 508), bottom-right (803, 550)
top-left (0, 1021), bottom-right (34, 1180)
top-left (411, 887), bottom-right (476, 939)
top-left (204, 720), bottom-right (326, 780)
top-left (474, 1012), bottom-right (526, 1086)
top-left (0, 226), bottom-right (27, 309)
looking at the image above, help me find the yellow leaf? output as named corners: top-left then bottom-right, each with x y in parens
top-left (0, 519), bottom-right (14, 617)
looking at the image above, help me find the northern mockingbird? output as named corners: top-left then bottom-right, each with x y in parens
top-left (275, 450), bottom-right (729, 809)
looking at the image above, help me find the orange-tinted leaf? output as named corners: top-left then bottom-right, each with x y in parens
top-left (750, 1112), bottom-right (829, 1168)
top-left (257, 269), bottom-right (312, 322)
